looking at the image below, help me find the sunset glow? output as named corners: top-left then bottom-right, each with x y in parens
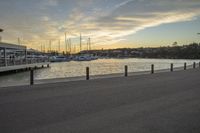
top-left (0, 0), bottom-right (200, 52)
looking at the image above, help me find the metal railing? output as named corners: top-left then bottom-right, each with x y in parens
top-left (0, 58), bottom-right (49, 67)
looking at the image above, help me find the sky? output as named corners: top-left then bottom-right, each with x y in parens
top-left (0, 0), bottom-right (200, 52)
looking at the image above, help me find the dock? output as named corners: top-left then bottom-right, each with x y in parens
top-left (0, 42), bottom-right (50, 73)
top-left (0, 68), bottom-right (200, 133)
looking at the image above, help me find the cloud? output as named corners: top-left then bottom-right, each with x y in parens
top-left (114, 0), bottom-right (134, 9)
top-left (1, 0), bottom-right (200, 49)
top-left (58, 0), bottom-right (200, 47)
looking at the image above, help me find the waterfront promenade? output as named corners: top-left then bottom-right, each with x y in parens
top-left (0, 68), bottom-right (200, 133)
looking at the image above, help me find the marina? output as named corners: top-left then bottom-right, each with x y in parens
top-left (0, 42), bottom-right (199, 88)
top-left (1, 0), bottom-right (200, 133)
top-left (0, 58), bottom-right (199, 87)
top-left (0, 42), bottom-right (50, 73)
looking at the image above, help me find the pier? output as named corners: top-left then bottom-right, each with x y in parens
top-left (0, 68), bottom-right (200, 133)
top-left (0, 42), bottom-right (50, 73)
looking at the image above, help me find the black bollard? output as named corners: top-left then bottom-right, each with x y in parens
top-left (30, 69), bottom-right (34, 85)
top-left (86, 67), bottom-right (90, 80)
top-left (170, 63), bottom-right (173, 72)
top-left (193, 62), bottom-right (196, 69)
top-left (184, 63), bottom-right (187, 70)
top-left (151, 64), bottom-right (154, 74)
top-left (125, 65), bottom-right (128, 77)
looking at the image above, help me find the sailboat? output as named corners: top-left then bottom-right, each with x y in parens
top-left (74, 35), bottom-right (98, 61)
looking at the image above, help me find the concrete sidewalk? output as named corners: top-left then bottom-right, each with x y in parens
top-left (0, 69), bottom-right (200, 133)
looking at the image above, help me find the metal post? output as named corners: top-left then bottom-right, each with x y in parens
top-left (199, 62), bottom-right (200, 68)
top-left (125, 65), bottom-right (128, 77)
top-left (25, 49), bottom-right (27, 64)
top-left (193, 62), bottom-right (196, 69)
top-left (13, 51), bottom-right (16, 65)
top-left (151, 64), bottom-right (154, 74)
top-left (170, 63), bottom-right (173, 72)
top-left (30, 69), bottom-right (34, 85)
top-left (184, 63), bottom-right (187, 70)
top-left (86, 67), bottom-right (89, 80)
top-left (3, 48), bottom-right (6, 66)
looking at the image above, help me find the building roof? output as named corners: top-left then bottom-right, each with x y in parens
top-left (0, 42), bottom-right (26, 50)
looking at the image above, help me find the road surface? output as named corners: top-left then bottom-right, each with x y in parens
top-left (0, 69), bottom-right (200, 133)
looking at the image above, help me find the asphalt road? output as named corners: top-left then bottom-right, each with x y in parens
top-left (0, 69), bottom-right (200, 133)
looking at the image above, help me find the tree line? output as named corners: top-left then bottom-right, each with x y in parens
top-left (83, 42), bottom-right (200, 59)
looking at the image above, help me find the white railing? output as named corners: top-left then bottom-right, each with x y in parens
top-left (0, 58), bottom-right (49, 67)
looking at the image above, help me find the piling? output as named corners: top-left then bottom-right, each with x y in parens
top-left (193, 62), bottom-right (196, 69)
top-left (86, 67), bottom-right (90, 80)
top-left (125, 65), bottom-right (128, 77)
top-left (30, 69), bottom-right (34, 85)
top-left (151, 64), bottom-right (154, 74)
top-left (47, 64), bottom-right (50, 67)
top-left (184, 63), bottom-right (187, 70)
top-left (170, 63), bottom-right (173, 72)
top-left (199, 62), bottom-right (200, 68)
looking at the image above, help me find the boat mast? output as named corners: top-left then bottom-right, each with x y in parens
top-left (18, 38), bottom-right (21, 45)
top-left (41, 44), bottom-right (43, 52)
top-left (49, 40), bottom-right (51, 52)
top-left (80, 33), bottom-right (82, 52)
top-left (65, 32), bottom-right (67, 54)
top-left (44, 41), bottom-right (46, 53)
top-left (89, 37), bottom-right (91, 51)
top-left (58, 39), bottom-right (60, 53)
top-left (69, 38), bottom-right (72, 54)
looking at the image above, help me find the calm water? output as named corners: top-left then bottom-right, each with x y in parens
top-left (0, 58), bottom-right (199, 87)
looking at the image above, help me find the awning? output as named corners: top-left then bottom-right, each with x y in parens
top-left (0, 42), bottom-right (26, 50)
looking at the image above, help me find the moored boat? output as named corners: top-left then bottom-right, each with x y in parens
top-left (50, 56), bottom-right (70, 62)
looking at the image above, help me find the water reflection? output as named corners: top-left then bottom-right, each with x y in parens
top-left (0, 58), bottom-right (199, 87)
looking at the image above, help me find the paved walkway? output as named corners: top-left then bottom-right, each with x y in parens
top-left (0, 69), bottom-right (200, 133)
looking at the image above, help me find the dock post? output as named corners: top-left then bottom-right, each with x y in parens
top-left (170, 63), bottom-right (173, 72)
top-left (199, 62), bottom-right (200, 68)
top-left (184, 63), bottom-right (187, 70)
top-left (30, 69), bottom-right (34, 85)
top-left (151, 64), bottom-right (154, 74)
top-left (3, 48), bottom-right (7, 66)
top-left (47, 64), bottom-right (50, 67)
top-left (125, 65), bottom-right (128, 77)
top-left (193, 62), bottom-right (196, 69)
top-left (86, 67), bottom-right (90, 80)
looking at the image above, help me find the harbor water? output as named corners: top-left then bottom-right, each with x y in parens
top-left (0, 58), bottom-right (199, 87)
